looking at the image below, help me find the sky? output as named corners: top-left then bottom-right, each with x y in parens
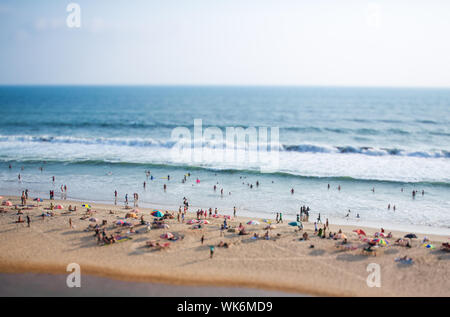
top-left (0, 0), bottom-right (449, 87)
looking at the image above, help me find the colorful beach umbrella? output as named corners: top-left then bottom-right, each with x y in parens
top-left (288, 221), bottom-right (301, 227)
top-left (262, 219), bottom-right (272, 224)
top-left (187, 219), bottom-right (199, 224)
top-left (82, 204), bottom-right (91, 209)
top-left (199, 220), bottom-right (209, 224)
top-left (423, 243), bottom-right (435, 249)
top-left (126, 213), bottom-right (137, 219)
top-left (247, 220), bottom-right (260, 225)
top-left (353, 229), bottom-right (366, 236)
top-left (373, 238), bottom-right (389, 246)
top-left (55, 205), bottom-right (63, 210)
top-left (151, 211), bottom-right (163, 217)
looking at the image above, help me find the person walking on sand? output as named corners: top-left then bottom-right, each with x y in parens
top-left (201, 235), bottom-right (204, 245)
top-left (114, 190), bottom-right (117, 205)
top-left (69, 218), bottom-right (73, 229)
top-left (27, 215), bottom-right (30, 228)
top-left (279, 212), bottom-right (283, 223)
top-left (210, 245), bottom-right (215, 259)
top-left (233, 206), bottom-right (236, 217)
top-left (317, 213), bottom-right (322, 224)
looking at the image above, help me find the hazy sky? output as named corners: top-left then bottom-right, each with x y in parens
top-left (0, 0), bottom-right (449, 87)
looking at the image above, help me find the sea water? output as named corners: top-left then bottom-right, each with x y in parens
top-left (0, 86), bottom-right (449, 234)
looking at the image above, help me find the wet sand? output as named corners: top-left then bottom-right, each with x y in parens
top-left (0, 273), bottom-right (300, 297)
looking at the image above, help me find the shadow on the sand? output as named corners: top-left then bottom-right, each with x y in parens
top-left (336, 253), bottom-right (367, 262)
top-left (309, 249), bottom-right (325, 256)
top-left (61, 230), bottom-right (84, 235)
top-left (384, 248), bottom-right (399, 255)
top-left (430, 249), bottom-right (450, 260)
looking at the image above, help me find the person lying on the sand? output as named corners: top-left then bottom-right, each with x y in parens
top-left (217, 241), bottom-right (230, 248)
top-left (395, 238), bottom-right (411, 248)
top-left (441, 242), bottom-right (450, 252)
top-left (395, 256), bottom-right (413, 264)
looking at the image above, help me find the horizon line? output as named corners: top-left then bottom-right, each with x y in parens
top-left (1, 83), bottom-right (450, 90)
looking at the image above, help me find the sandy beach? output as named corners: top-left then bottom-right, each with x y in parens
top-left (0, 195), bottom-right (449, 297)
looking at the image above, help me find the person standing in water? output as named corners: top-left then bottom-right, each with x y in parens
top-left (233, 206), bottom-right (236, 217)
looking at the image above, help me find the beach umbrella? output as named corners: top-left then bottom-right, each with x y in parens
top-left (199, 220), bottom-right (209, 224)
top-left (288, 221), bottom-right (301, 227)
top-left (89, 217), bottom-right (98, 222)
top-left (82, 204), bottom-right (91, 209)
top-left (373, 238), bottom-right (389, 246)
top-left (187, 219), bottom-right (199, 224)
top-left (262, 219), bottom-right (272, 224)
top-left (353, 229), bottom-right (366, 236)
top-left (151, 211), bottom-right (163, 217)
top-left (55, 205), bottom-right (63, 210)
top-left (423, 243), bottom-right (435, 249)
top-left (160, 232), bottom-right (174, 239)
top-left (247, 220), bottom-right (260, 225)
top-left (405, 233), bottom-right (417, 239)
top-left (126, 213), bottom-right (137, 219)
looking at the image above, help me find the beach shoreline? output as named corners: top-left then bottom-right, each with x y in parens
top-left (1, 195), bottom-right (449, 296)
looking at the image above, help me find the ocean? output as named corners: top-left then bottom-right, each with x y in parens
top-left (0, 86), bottom-right (449, 234)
